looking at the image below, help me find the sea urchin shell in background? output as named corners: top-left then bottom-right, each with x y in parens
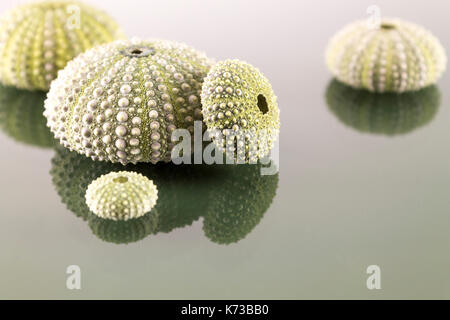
top-left (85, 171), bottom-right (158, 221)
top-left (0, 0), bottom-right (125, 91)
top-left (201, 59), bottom-right (280, 163)
top-left (326, 18), bottom-right (447, 93)
top-left (44, 38), bottom-right (213, 165)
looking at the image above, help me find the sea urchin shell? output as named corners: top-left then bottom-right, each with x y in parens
top-left (326, 18), bottom-right (447, 93)
top-left (85, 171), bottom-right (158, 221)
top-left (44, 38), bottom-right (213, 165)
top-left (0, 0), bottom-right (124, 91)
top-left (201, 60), bottom-right (280, 163)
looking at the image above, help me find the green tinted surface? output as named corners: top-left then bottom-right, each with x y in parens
top-left (1, 0), bottom-right (450, 300)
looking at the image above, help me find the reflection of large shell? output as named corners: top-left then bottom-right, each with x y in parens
top-left (203, 164), bottom-right (279, 245)
top-left (50, 148), bottom-right (279, 245)
top-left (0, 84), bottom-right (55, 148)
top-left (0, 0), bottom-right (124, 90)
top-left (326, 79), bottom-right (440, 136)
top-left (44, 39), bottom-right (213, 165)
top-left (326, 19), bottom-right (447, 92)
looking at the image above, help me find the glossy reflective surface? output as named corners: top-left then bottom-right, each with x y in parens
top-left (1, 0), bottom-right (450, 299)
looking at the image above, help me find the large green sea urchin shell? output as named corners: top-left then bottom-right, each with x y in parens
top-left (85, 171), bottom-right (158, 221)
top-left (326, 79), bottom-right (440, 135)
top-left (326, 19), bottom-right (447, 93)
top-left (44, 38), bottom-right (213, 165)
top-left (0, 0), bottom-right (125, 91)
top-left (203, 164), bottom-right (279, 245)
top-left (0, 84), bottom-right (55, 147)
top-left (201, 60), bottom-right (280, 163)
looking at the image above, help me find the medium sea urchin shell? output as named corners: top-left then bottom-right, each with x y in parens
top-left (201, 60), bottom-right (280, 163)
top-left (326, 19), bottom-right (447, 93)
top-left (0, 0), bottom-right (124, 91)
top-left (85, 171), bottom-right (158, 221)
top-left (44, 38), bottom-right (213, 165)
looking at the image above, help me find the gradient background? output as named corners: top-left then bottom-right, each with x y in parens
top-left (1, 0), bottom-right (450, 299)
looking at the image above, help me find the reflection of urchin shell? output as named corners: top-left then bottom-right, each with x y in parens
top-left (44, 38), bottom-right (213, 165)
top-left (0, 0), bottom-right (124, 91)
top-left (326, 79), bottom-right (440, 135)
top-left (203, 164), bottom-right (279, 245)
top-left (0, 84), bottom-right (55, 148)
top-left (201, 60), bottom-right (280, 163)
top-left (326, 19), bottom-right (447, 93)
top-left (50, 147), bottom-right (206, 231)
top-left (85, 171), bottom-right (158, 221)
top-left (88, 212), bottom-right (158, 244)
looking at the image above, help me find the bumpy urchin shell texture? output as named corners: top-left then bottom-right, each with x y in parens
top-left (201, 60), bottom-right (280, 163)
top-left (203, 164), bottom-right (279, 245)
top-left (85, 171), bottom-right (158, 221)
top-left (326, 79), bottom-right (440, 135)
top-left (0, 0), bottom-right (125, 91)
top-left (326, 19), bottom-right (447, 93)
top-left (0, 84), bottom-right (56, 148)
top-left (44, 38), bottom-right (213, 165)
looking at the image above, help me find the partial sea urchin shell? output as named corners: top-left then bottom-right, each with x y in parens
top-left (326, 18), bottom-right (447, 93)
top-left (326, 79), bottom-right (440, 135)
top-left (44, 38), bottom-right (213, 165)
top-left (0, 0), bottom-right (125, 91)
top-left (201, 59), bottom-right (280, 163)
top-left (85, 171), bottom-right (158, 221)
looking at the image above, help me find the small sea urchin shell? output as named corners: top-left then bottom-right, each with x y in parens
top-left (326, 79), bottom-right (440, 135)
top-left (326, 19), bottom-right (447, 93)
top-left (201, 60), bottom-right (280, 163)
top-left (0, 0), bottom-right (124, 91)
top-left (44, 38), bottom-right (213, 165)
top-left (85, 171), bottom-right (158, 221)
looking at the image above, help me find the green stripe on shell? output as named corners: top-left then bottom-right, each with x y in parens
top-left (326, 79), bottom-right (440, 135)
top-left (201, 59), bottom-right (280, 163)
top-left (326, 18), bottom-right (447, 93)
top-left (0, 0), bottom-right (125, 91)
top-left (85, 171), bottom-right (158, 221)
top-left (44, 38), bottom-right (213, 165)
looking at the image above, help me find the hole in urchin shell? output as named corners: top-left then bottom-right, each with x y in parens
top-left (257, 94), bottom-right (269, 115)
top-left (380, 23), bottom-right (396, 30)
top-left (121, 46), bottom-right (155, 58)
top-left (113, 176), bottom-right (128, 184)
